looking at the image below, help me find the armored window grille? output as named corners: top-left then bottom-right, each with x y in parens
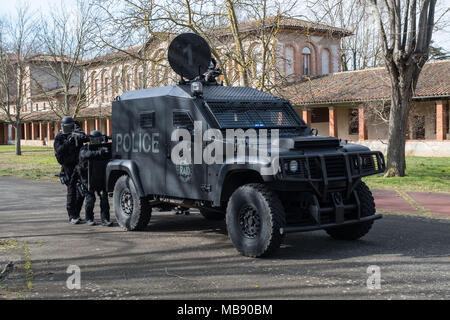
top-left (140, 112), bottom-right (155, 128)
top-left (207, 101), bottom-right (301, 129)
top-left (173, 111), bottom-right (194, 129)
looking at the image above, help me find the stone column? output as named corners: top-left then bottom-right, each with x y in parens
top-left (31, 122), bottom-right (36, 140)
top-left (328, 106), bottom-right (338, 137)
top-left (358, 106), bottom-right (368, 140)
top-left (95, 118), bottom-right (100, 131)
top-left (39, 122), bottom-right (44, 141)
top-left (24, 123), bottom-right (29, 140)
top-left (0, 124), bottom-right (4, 144)
top-left (106, 117), bottom-right (112, 136)
top-left (84, 119), bottom-right (90, 134)
top-left (4, 124), bottom-right (8, 143)
top-left (56, 122), bottom-right (61, 134)
top-left (302, 107), bottom-right (312, 127)
top-left (10, 125), bottom-right (15, 141)
top-left (47, 122), bottom-right (54, 140)
top-left (436, 100), bottom-right (447, 141)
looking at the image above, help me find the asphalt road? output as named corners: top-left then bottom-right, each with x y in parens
top-left (0, 176), bottom-right (449, 300)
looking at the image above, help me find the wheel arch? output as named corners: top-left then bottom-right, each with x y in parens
top-left (106, 159), bottom-right (145, 197)
top-left (217, 168), bottom-right (265, 207)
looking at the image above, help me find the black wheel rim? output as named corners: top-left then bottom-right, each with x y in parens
top-left (120, 189), bottom-right (133, 216)
top-left (238, 205), bottom-right (261, 239)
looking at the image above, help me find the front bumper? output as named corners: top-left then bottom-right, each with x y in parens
top-left (280, 213), bottom-right (382, 235)
top-left (278, 151), bottom-right (385, 200)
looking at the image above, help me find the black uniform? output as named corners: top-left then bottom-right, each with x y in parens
top-left (54, 132), bottom-right (84, 220)
top-left (77, 145), bottom-right (111, 222)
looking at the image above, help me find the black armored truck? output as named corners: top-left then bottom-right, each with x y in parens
top-left (105, 33), bottom-right (385, 257)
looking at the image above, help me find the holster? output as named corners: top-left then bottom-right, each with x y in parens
top-left (57, 168), bottom-right (70, 185)
top-left (77, 181), bottom-right (89, 197)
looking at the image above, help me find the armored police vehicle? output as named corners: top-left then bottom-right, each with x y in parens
top-left (106, 33), bottom-right (385, 257)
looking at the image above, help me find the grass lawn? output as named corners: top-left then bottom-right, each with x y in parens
top-left (363, 156), bottom-right (450, 193)
top-left (0, 145), bottom-right (449, 193)
top-left (0, 145), bottom-right (60, 181)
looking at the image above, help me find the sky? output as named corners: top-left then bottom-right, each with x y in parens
top-left (0, 0), bottom-right (449, 52)
top-left (0, 0), bottom-right (79, 16)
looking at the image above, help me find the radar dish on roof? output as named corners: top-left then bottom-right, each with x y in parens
top-left (168, 33), bottom-right (211, 80)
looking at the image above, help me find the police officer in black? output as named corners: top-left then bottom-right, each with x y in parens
top-left (54, 116), bottom-right (87, 224)
top-left (77, 130), bottom-right (113, 226)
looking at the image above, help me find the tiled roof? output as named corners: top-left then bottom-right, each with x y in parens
top-left (79, 17), bottom-right (351, 66)
top-left (283, 60), bottom-right (450, 105)
top-left (0, 106), bottom-right (111, 122)
top-left (78, 46), bottom-right (141, 66)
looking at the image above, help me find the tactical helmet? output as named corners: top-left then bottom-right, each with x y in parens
top-left (61, 116), bottom-right (75, 134)
top-left (89, 130), bottom-right (103, 145)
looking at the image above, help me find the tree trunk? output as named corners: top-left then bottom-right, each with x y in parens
top-left (385, 71), bottom-right (415, 177)
top-left (15, 123), bottom-right (22, 156)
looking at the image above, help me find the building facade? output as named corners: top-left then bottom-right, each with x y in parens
top-left (0, 17), bottom-right (349, 147)
top-left (3, 17), bottom-right (449, 156)
top-left (285, 60), bottom-right (450, 156)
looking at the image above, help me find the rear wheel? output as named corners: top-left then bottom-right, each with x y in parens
top-left (325, 181), bottom-right (375, 240)
top-left (113, 175), bottom-right (151, 231)
top-left (226, 183), bottom-right (285, 257)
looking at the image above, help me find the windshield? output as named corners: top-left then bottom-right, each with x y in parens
top-left (206, 101), bottom-right (306, 129)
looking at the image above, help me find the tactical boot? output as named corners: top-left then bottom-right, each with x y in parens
top-left (101, 220), bottom-right (113, 227)
top-left (70, 218), bottom-right (81, 225)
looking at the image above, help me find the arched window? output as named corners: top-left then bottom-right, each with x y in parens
top-left (90, 71), bottom-right (97, 104)
top-left (111, 67), bottom-right (120, 96)
top-left (322, 49), bottom-right (330, 75)
top-left (100, 69), bottom-right (108, 103)
top-left (302, 47), bottom-right (311, 76)
top-left (103, 76), bottom-right (109, 101)
top-left (126, 71), bottom-right (132, 91)
top-left (285, 46), bottom-right (295, 76)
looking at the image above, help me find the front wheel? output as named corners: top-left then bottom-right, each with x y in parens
top-left (113, 175), bottom-right (151, 231)
top-left (325, 181), bottom-right (375, 240)
top-left (226, 183), bottom-right (286, 257)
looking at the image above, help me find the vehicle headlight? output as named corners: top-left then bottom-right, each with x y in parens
top-left (289, 160), bottom-right (298, 173)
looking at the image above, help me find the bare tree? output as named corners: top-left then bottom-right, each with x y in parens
top-left (370, 0), bottom-right (437, 177)
top-left (0, 4), bottom-right (37, 156)
top-left (90, 0), bottom-right (172, 90)
top-left (34, 0), bottom-right (97, 119)
top-left (90, 0), bottom-right (299, 92)
top-left (307, 0), bottom-right (382, 71)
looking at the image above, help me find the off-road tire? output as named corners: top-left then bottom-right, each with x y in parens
top-left (113, 175), bottom-right (151, 231)
top-left (325, 181), bottom-right (375, 240)
top-left (200, 209), bottom-right (225, 221)
top-left (226, 183), bottom-right (286, 257)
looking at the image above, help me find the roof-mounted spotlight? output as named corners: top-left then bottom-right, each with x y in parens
top-left (191, 81), bottom-right (203, 97)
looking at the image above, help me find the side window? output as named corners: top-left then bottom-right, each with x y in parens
top-left (140, 112), bottom-right (155, 128)
top-left (173, 111), bottom-right (194, 130)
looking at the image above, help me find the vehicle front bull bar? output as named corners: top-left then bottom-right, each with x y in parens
top-left (279, 213), bottom-right (383, 235)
